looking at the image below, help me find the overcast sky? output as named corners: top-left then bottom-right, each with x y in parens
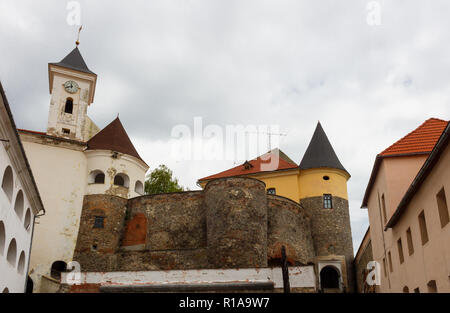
top-left (1, 0), bottom-right (449, 253)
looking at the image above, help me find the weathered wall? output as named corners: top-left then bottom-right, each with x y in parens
top-left (354, 239), bottom-right (374, 293)
top-left (300, 196), bottom-right (355, 292)
top-left (205, 178), bottom-right (268, 269)
top-left (267, 195), bottom-right (314, 265)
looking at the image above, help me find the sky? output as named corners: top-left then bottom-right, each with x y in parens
top-left (1, 0), bottom-right (449, 253)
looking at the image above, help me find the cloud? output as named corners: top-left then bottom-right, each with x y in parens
top-left (1, 0), bottom-right (449, 253)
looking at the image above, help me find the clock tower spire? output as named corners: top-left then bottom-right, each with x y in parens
top-left (47, 45), bottom-right (98, 141)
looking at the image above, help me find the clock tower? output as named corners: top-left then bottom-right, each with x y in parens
top-left (47, 46), bottom-right (98, 141)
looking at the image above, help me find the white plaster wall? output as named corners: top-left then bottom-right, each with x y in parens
top-left (23, 140), bottom-right (87, 292)
top-left (62, 266), bottom-right (316, 290)
top-left (85, 150), bottom-right (147, 198)
top-left (0, 145), bottom-right (35, 293)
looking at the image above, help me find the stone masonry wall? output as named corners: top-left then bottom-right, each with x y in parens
top-left (300, 196), bottom-right (355, 292)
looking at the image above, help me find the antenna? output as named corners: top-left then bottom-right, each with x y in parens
top-left (245, 130), bottom-right (287, 151)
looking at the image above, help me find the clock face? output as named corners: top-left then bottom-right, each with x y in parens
top-left (64, 80), bottom-right (79, 94)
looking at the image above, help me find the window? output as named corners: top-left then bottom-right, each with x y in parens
top-left (414, 287), bottom-right (420, 293)
top-left (397, 238), bottom-right (404, 264)
top-left (94, 216), bottom-right (104, 229)
top-left (24, 208), bottom-right (32, 231)
top-left (323, 176), bottom-right (330, 181)
top-left (64, 98), bottom-right (73, 114)
top-left (382, 258), bottom-right (387, 277)
top-left (388, 251), bottom-right (393, 273)
top-left (418, 210), bottom-right (429, 245)
top-left (323, 194), bottom-right (332, 209)
top-left (427, 280), bottom-right (437, 293)
top-left (436, 188), bottom-right (449, 228)
top-left (0, 221), bottom-right (5, 256)
top-left (135, 181), bottom-right (144, 195)
top-left (381, 194), bottom-right (387, 224)
top-left (17, 251), bottom-right (25, 274)
top-left (62, 128), bottom-right (70, 135)
top-left (406, 227), bottom-right (414, 256)
top-left (403, 286), bottom-right (409, 293)
top-left (2, 165), bottom-right (13, 202)
top-left (320, 266), bottom-right (340, 289)
top-left (14, 190), bottom-right (24, 220)
top-left (267, 188), bottom-right (276, 195)
top-left (7, 238), bottom-right (17, 266)
top-left (50, 261), bottom-right (67, 280)
top-left (114, 173), bottom-right (129, 188)
top-left (94, 173), bottom-right (105, 184)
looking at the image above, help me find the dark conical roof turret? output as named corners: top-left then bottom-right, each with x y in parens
top-left (49, 47), bottom-right (96, 75)
top-left (299, 122), bottom-right (349, 175)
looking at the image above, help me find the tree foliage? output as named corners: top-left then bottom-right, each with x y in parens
top-left (144, 164), bottom-right (185, 195)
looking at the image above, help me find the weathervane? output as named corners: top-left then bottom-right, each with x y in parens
top-left (76, 25), bottom-right (83, 46)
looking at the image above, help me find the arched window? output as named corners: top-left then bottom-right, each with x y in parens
top-left (0, 221), bottom-right (5, 256)
top-left (2, 166), bottom-right (13, 202)
top-left (114, 173), bottom-right (129, 188)
top-left (89, 170), bottom-right (105, 184)
top-left (17, 251), bottom-right (26, 274)
top-left (24, 209), bottom-right (32, 231)
top-left (64, 98), bottom-right (73, 114)
top-left (135, 181), bottom-right (144, 195)
top-left (320, 266), bottom-right (340, 289)
top-left (7, 238), bottom-right (17, 266)
top-left (50, 261), bottom-right (67, 280)
top-left (14, 190), bottom-right (24, 220)
top-left (403, 286), bottom-right (409, 293)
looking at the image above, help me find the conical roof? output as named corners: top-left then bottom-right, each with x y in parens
top-left (49, 47), bottom-right (96, 75)
top-left (299, 122), bottom-right (349, 175)
top-left (86, 117), bottom-right (147, 165)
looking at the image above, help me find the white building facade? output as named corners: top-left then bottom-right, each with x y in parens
top-left (0, 82), bottom-right (45, 293)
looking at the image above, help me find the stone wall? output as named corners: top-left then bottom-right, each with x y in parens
top-left (267, 195), bottom-right (314, 265)
top-left (73, 178), bottom-right (352, 279)
top-left (354, 239), bottom-right (374, 293)
top-left (300, 196), bottom-right (355, 292)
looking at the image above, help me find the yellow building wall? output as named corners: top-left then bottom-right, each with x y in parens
top-left (251, 170), bottom-right (300, 202)
top-left (298, 168), bottom-right (349, 200)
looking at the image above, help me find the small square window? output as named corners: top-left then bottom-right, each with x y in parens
top-left (62, 128), bottom-right (70, 135)
top-left (267, 188), bottom-right (276, 195)
top-left (323, 194), bottom-right (332, 209)
top-left (93, 216), bottom-right (104, 229)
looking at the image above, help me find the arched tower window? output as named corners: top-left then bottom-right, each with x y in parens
top-left (64, 98), bottom-right (73, 114)
top-left (320, 266), bottom-right (340, 289)
top-left (89, 170), bottom-right (105, 184)
top-left (14, 190), bottom-right (24, 220)
top-left (50, 261), bottom-right (67, 280)
top-left (403, 286), bottom-right (409, 293)
top-left (114, 173), bottom-right (129, 188)
top-left (135, 181), bottom-right (144, 195)
top-left (2, 166), bottom-right (14, 202)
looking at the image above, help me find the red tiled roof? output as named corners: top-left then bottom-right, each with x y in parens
top-left (17, 129), bottom-right (47, 136)
top-left (198, 149), bottom-right (298, 182)
top-left (380, 118), bottom-right (448, 157)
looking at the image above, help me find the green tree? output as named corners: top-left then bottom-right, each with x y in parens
top-left (144, 164), bottom-right (185, 195)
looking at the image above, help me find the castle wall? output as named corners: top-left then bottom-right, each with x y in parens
top-left (300, 196), bottom-right (355, 291)
top-left (205, 178), bottom-right (267, 268)
top-left (267, 195), bottom-right (315, 265)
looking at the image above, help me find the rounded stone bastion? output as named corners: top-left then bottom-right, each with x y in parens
top-left (204, 177), bottom-right (268, 269)
top-left (267, 195), bottom-right (315, 266)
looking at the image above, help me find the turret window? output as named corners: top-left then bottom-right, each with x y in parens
top-left (64, 98), bottom-right (73, 114)
top-left (267, 188), bottom-right (276, 195)
top-left (114, 173), bottom-right (129, 188)
top-left (94, 216), bottom-right (105, 229)
top-left (323, 194), bottom-right (333, 209)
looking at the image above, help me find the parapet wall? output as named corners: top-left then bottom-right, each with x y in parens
top-left (74, 177), bottom-right (315, 271)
